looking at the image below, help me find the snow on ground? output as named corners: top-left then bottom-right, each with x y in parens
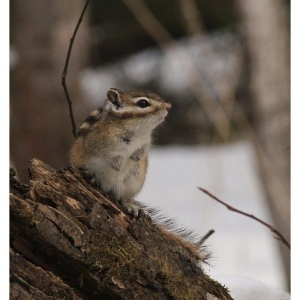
top-left (137, 139), bottom-right (289, 294)
top-left (215, 275), bottom-right (290, 300)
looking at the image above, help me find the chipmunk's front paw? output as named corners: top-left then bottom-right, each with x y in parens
top-left (119, 199), bottom-right (140, 218)
top-left (78, 168), bottom-right (99, 187)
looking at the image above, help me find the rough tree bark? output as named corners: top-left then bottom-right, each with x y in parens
top-left (10, 159), bottom-right (233, 300)
top-left (237, 0), bottom-right (290, 287)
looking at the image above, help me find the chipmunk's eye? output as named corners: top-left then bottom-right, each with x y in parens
top-left (136, 99), bottom-right (150, 108)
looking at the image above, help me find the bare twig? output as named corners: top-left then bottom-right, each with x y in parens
top-left (198, 187), bottom-right (290, 249)
top-left (123, 0), bottom-right (290, 254)
top-left (198, 229), bottom-right (215, 246)
top-left (61, 0), bottom-right (90, 138)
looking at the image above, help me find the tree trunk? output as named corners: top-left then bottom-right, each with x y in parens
top-left (236, 0), bottom-right (290, 287)
top-left (10, 159), bottom-right (233, 300)
top-left (10, 0), bottom-right (89, 183)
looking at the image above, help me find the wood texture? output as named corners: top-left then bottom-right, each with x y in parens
top-left (10, 159), bottom-right (232, 300)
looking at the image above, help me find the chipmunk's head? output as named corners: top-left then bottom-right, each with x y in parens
top-left (105, 88), bottom-right (171, 131)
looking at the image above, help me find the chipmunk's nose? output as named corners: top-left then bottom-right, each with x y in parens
top-left (165, 102), bottom-right (172, 111)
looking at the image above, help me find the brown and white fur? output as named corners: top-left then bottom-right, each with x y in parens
top-left (70, 88), bottom-right (171, 216)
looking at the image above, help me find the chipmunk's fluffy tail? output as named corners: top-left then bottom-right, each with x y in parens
top-left (136, 201), bottom-right (213, 266)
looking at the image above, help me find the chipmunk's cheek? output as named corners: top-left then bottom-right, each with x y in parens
top-left (161, 109), bottom-right (169, 119)
top-left (154, 111), bottom-right (168, 126)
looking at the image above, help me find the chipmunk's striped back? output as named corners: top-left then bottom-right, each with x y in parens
top-left (76, 108), bottom-right (103, 138)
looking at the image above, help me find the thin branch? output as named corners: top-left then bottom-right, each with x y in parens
top-left (124, 0), bottom-right (290, 253)
top-left (198, 187), bottom-right (290, 249)
top-left (61, 0), bottom-right (90, 138)
top-left (198, 229), bottom-right (215, 246)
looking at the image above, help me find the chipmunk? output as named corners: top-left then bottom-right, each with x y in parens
top-left (70, 88), bottom-right (171, 217)
top-left (70, 87), bottom-right (209, 264)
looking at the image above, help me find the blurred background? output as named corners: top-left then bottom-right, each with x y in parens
top-left (10, 0), bottom-right (290, 293)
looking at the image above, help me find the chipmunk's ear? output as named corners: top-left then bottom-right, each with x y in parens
top-left (107, 88), bottom-right (123, 109)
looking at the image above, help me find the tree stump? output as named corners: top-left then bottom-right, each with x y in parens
top-left (10, 159), bottom-right (232, 300)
